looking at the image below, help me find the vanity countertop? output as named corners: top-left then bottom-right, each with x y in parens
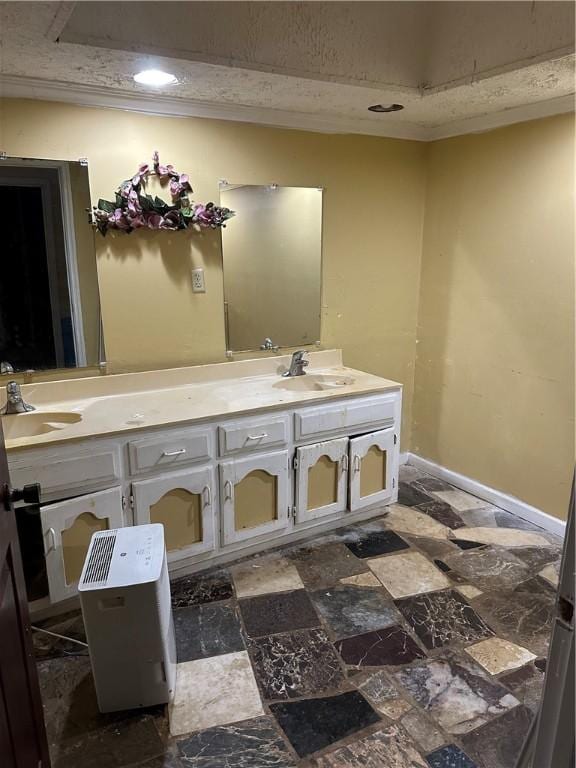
top-left (1, 350), bottom-right (401, 452)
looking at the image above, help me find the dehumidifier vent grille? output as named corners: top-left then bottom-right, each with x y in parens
top-left (82, 532), bottom-right (117, 585)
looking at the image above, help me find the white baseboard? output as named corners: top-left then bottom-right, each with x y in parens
top-left (399, 451), bottom-right (409, 466)
top-left (405, 452), bottom-right (566, 538)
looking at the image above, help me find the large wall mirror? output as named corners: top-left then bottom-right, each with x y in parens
top-left (0, 157), bottom-right (103, 372)
top-left (220, 184), bottom-right (322, 353)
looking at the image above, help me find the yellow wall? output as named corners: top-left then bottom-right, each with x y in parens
top-left (0, 98), bottom-right (426, 446)
top-left (413, 115), bottom-right (575, 520)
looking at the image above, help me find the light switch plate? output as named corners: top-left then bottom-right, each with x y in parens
top-left (191, 268), bottom-right (206, 293)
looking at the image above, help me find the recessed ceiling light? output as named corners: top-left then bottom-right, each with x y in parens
top-left (368, 103), bottom-right (405, 113)
top-left (134, 69), bottom-right (178, 86)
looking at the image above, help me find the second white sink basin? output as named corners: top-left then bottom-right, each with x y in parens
top-left (274, 373), bottom-right (355, 392)
top-left (2, 411), bottom-right (82, 440)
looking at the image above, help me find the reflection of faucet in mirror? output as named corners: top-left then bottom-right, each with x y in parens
top-left (1, 381), bottom-right (36, 415)
top-left (0, 361), bottom-right (14, 374)
top-left (260, 338), bottom-right (279, 352)
top-left (282, 351), bottom-right (309, 377)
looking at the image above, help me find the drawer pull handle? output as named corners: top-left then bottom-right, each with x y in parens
top-left (46, 527), bottom-right (56, 553)
top-left (203, 485), bottom-right (212, 507)
top-left (224, 480), bottom-right (233, 501)
top-left (162, 448), bottom-right (187, 457)
top-left (353, 455), bottom-right (361, 473)
top-left (246, 433), bottom-right (268, 441)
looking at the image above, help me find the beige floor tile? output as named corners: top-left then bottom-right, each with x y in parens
top-left (339, 572), bottom-right (382, 587)
top-left (451, 526), bottom-right (550, 548)
top-left (465, 637), bottom-right (537, 675)
top-left (169, 651), bottom-right (263, 735)
top-left (231, 557), bottom-right (304, 598)
top-left (432, 489), bottom-right (490, 511)
top-left (457, 585), bottom-right (483, 600)
top-left (385, 504), bottom-right (450, 540)
top-left (538, 563), bottom-right (560, 587)
top-left (368, 551), bottom-right (451, 598)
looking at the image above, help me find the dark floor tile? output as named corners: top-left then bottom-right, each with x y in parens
top-left (500, 664), bottom-right (545, 713)
top-left (398, 482), bottom-right (436, 507)
top-left (171, 570), bottom-right (233, 608)
top-left (335, 625), bottom-right (426, 667)
top-left (451, 539), bottom-right (485, 550)
top-left (513, 576), bottom-right (556, 600)
top-left (310, 585), bottom-right (400, 639)
top-left (313, 724), bottom-right (429, 767)
top-left (426, 744), bottom-right (478, 768)
top-left (136, 751), bottom-right (183, 768)
top-left (413, 477), bottom-right (455, 493)
top-left (288, 542), bottom-right (369, 589)
top-left (270, 691), bottom-right (380, 758)
top-left (511, 546), bottom-right (561, 573)
top-left (174, 603), bottom-right (244, 662)
top-left (176, 715), bottom-right (295, 767)
top-left (395, 590), bottom-right (493, 650)
top-left (460, 706), bottom-right (534, 768)
top-left (534, 658), bottom-right (547, 672)
top-left (434, 559), bottom-right (452, 573)
top-left (33, 611), bottom-right (87, 661)
top-left (443, 548), bottom-right (530, 591)
top-left (344, 529), bottom-right (409, 559)
top-left (494, 511), bottom-right (544, 531)
top-left (473, 591), bottom-right (554, 656)
top-left (239, 589), bottom-right (320, 637)
top-left (416, 501), bottom-right (465, 529)
top-left (394, 656), bottom-right (519, 735)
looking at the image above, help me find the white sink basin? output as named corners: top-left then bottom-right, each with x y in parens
top-left (274, 373), bottom-right (356, 392)
top-left (2, 411), bottom-right (82, 440)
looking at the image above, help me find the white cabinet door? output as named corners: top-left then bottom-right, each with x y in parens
top-left (132, 466), bottom-right (216, 564)
top-left (349, 429), bottom-right (397, 511)
top-left (220, 451), bottom-right (290, 545)
top-left (41, 487), bottom-right (124, 604)
top-left (295, 437), bottom-right (349, 524)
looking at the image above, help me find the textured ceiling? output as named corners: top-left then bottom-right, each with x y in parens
top-left (0, 1), bottom-right (574, 140)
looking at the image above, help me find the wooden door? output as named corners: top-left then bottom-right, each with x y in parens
top-left (349, 429), bottom-right (397, 511)
top-left (294, 437), bottom-right (349, 523)
top-left (132, 466), bottom-right (216, 563)
top-left (220, 451), bottom-right (290, 545)
top-left (0, 421), bottom-right (51, 767)
top-left (40, 487), bottom-right (124, 603)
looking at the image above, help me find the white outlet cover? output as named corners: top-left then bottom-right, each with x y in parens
top-left (192, 268), bottom-right (206, 293)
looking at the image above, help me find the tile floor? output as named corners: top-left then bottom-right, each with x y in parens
top-left (34, 464), bottom-right (563, 768)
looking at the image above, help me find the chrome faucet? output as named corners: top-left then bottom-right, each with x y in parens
top-left (282, 350), bottom-right (309, 377)
top-left (0, 361), bottom-right (14, 374)
top-left (1, 381), bottom-right (35, 415)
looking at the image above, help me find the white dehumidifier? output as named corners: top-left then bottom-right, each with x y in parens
top-left (78, 523), bottom-right (176, 713)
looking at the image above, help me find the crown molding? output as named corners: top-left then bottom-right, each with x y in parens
top-left (0, 74), bottom-right (573, 143)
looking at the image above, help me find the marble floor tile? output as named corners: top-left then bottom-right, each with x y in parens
top-left (499, 664), bottom-right (545, 713)
top-left (430, 490), bottom-right (488, 512)
top-left (456, 508), bottom-right (499, 528)
top-left (395, 590), bottom-right (493, 650)
top-left (459, 705), bottom-right (533, 768)
top-left (385, 505), bottom-right (450, 540)
top-left (335, 625), bottom-right (426, 668)
top-left (176, 716), bottom-right (296, 767)
top-left (511, 546), bottom-right (560, 572)
top-left (169, 651), bottom-right (264, 736)
top-left (398, 482), bottom-right (436, 507)
top-left (538, 561), bottom-right (560, 587)
top-left (456, 585), bottom-right (483, 600)
top-left (407, 536), bottom-right (459, 560)
top-left (413, 477), bottom-right (455, 493)
top-left (239, 589), bottom-right (320, 638)
top-left (312, 724), bottom-right (428, 767)
top-left (399, 465), bottom-right (433, 483)
top-left (425, 744), bottom-right (477, 768)
top-left (464, 637), bottom-right (536, 675)
top-left (472, 591), bottom-right (554, 656)
top-left (450, 527), bottom-right (550, 548)
top-left (345, 529), bottom-right (409, 559)
top-left (171, 570), bottom-right (233, 608)
top-left (310, 585), bottom-right (400, 638)
top-left (355, 670), bottom-right (412, 719)
top-left (513, 575), bottom-right (556, 600)
top-left (394, 656), bottom-right (519, 734)
top-left (493, 510), bottom-right (545, 532)
top-left (368, 551), bottom-right (451, 598)
top-left (174, 603), bottom-right (244, 662)
top-left (450, 540), bottom-right (485, 550)
top-left (339, 572), bottom-right (381, 588)
top-left (415, 501), bottom-right (465, 530)
top-left (33, 610), bottom-right (87, 661)
top-left (247, 628), bottom-right (345, 700)
top-left (270, 691), bottom-right (380, 758)
top-left (289, 543), bottom-right (369, 590)
top-left (231, 557), bottom-right (304, 598)
top-left (400, 709), bottom-right (445, 753)
top-left (442, 548), bottom-right (530, 591)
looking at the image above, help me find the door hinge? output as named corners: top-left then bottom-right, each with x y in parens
top-left (293, 456), bottom-right (299, 470)
top-left (392, 478), bottom-right (396, 488)
top-left (122, 494), bottom-right (134, 511)
top-left (288, 505), bottom-right (296, 520)
top-left (394, 434), bottom-right (397, 445)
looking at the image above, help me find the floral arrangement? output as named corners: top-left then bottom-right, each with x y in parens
top-left (92, 151), bottom-right (235, 235)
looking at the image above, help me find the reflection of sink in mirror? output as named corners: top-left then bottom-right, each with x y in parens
top-left (2, 412), bottom-right (82, 439)
top-left (274, 373), bottom-right (355, 392)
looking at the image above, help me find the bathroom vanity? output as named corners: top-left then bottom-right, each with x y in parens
top-left (3, 350), bottom-right (402, 614)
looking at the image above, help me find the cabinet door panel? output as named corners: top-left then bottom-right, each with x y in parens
top-left (349, 429), bottom-right (396, 511)
top-left (295, 437), bottom-right (348, 523)
top-left (41, 487), bottom-right (124, 604)
top-left (132, 467), bottom-right (216, 563)
top-left (220, 451), bottom-right (289, 545)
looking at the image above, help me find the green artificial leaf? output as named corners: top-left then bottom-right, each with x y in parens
top-left (97, 198), bottom-right (116, 213)
top-left (139, 195), bottom-right (154, 212)
top-left (154, 196), bottom-right (169, 213)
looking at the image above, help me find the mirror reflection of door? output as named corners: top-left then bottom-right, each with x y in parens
top-left (220, 184), bottom-right (322, 352)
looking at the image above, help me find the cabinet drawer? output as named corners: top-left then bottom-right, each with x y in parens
top-left (218, 415), bottom-right (289, 456)
top-left (294, 394), bottom-right (397, 440)
top-left (128, 427), bottom-right (213, 475)
top-left (9, 448), bottom-right (121, 500)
